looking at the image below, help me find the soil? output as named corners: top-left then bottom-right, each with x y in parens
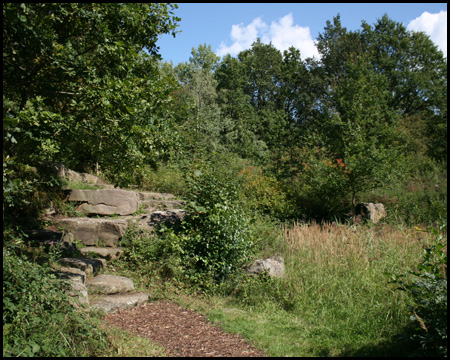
top-left (103, 299), bottom-right (266, 357)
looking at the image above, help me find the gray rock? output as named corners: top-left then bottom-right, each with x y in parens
top-left (355, 203), bottom-right (387, 223)
top-left (86, 274), bottom-right (135, 294)
top-left (91, 293), bottom-right (149, 314)
top-left (245, 255), bottom-right (285, 278)
top-left (53, 217), bottom-right (128, 247)
top-left (67, 189), bottom-right (139, 216)
top-left (148, 209), bottom-right (186, 226)
top-left (58, 257), bottom-right (106, 275)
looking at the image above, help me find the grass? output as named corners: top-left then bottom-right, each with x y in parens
top-left (99, 325), bottom-right (167, 357)
top-left (157, 221), bottom-right (443, 357)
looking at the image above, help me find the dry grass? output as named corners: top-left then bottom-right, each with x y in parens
top-left (282, 221), bottom-right (435, 272)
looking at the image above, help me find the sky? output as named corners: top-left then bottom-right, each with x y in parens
top-left (156, 3), bottom-right (447, 66)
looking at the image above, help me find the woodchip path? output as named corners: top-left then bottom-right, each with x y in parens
top-left (103, 299), bottom-right (266, 357)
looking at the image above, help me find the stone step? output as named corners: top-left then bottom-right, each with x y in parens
top-left (86, 274), bottom-right (135, 294)
top-left (90, 292), bottom-right (149, 314)
top-left (53, 217), bottom-right (128, 247)
top-left (80, 246), bottom-right (125, 261)
top-left (58, 257), bottom-right (107, 276)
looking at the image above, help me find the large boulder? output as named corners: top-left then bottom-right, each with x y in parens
top-left (355, 203), bottom-right (387, 223)
top-left (86, 274), bottom-right (135, 294)
top-left (245, 256), bottom-right (285, 278)
top-left (67, 189), bottom-right (139, 216)
top-left (53, 217), bottom-right (128, 247)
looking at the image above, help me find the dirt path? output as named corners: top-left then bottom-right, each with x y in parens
top-left (103, 299), bottom-right (266, 357)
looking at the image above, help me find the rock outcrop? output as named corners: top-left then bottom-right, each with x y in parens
top-left (35, 166), bottom-right (189, 313)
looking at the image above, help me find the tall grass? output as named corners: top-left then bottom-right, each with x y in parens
top-left (187, 221), bottom-right (442, 357)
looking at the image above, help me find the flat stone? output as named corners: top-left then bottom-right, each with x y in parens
top-left (67, 189), bottom-right (139, 216)
top-left (58, 257), bottom-right (107, 275)
top-left (91, 293), bottom-right (149, 314)
top-left (80, 246), bottom-right (124, 261)
top-left (86, 274), bottom-right (135, 294)
top-left (53, 217), bottom-right (128, 247)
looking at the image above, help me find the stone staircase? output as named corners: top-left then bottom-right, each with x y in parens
top-left (29, 170), bottom-right (186, 314)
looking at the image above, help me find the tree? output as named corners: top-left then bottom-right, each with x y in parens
top-left (174, 45), bottom-right (226, 156)
top-left (3, 3), bottom-right (181, 184)
top-left (360, 15), bottom-right (447, 162)
top-left (299, 16), bottom-right (403, 216)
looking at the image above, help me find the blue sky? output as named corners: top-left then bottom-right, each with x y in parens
top-left (156, 3), bottom-right (447, 65)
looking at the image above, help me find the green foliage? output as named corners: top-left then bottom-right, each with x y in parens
top-left (3, 3), bottom-right (181, 186)
top-left (3, 154), bottom-right (62, 225)
top-left (370, 154), bottom-right (447, 226)
top-left (238, 165), bottom-right (292, 219)
top-left (3, 247), bottom-right (109, 357)
top-left (137, 163), bottom-right (187, 196)
top-left (388, 226), bottom-right (447, 356)
top-left (157, 160), bottom-right (254, 287)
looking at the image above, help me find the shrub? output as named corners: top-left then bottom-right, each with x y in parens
top-left (388, 226), bottom-right (447, 356)
top-left (3, 247), bottom-right (110, 357)
top-left (158, 160), bottom-right (254, 287)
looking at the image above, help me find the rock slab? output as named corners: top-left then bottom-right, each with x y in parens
top-left (91, 293), bottom-right (149, 314)
top-left (68, 189), bottom-right (139, 216)
top-left (53, 217), bottom-right (128, 247)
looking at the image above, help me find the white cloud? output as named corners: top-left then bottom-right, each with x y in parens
top-left (217, 13), bottom-right (319, 60)
top-left (407, 10), bottom-right (447, 57)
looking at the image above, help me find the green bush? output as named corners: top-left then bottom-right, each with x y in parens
top-left (388, 226), bottom-right (447, 357)
top-left (158, 160), bottom-right (254, 287)
top-left (3, 247), bottom-right (110, 357)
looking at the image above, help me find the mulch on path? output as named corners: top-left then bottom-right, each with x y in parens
top-left (103, 299), bottom-right (266, 357)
